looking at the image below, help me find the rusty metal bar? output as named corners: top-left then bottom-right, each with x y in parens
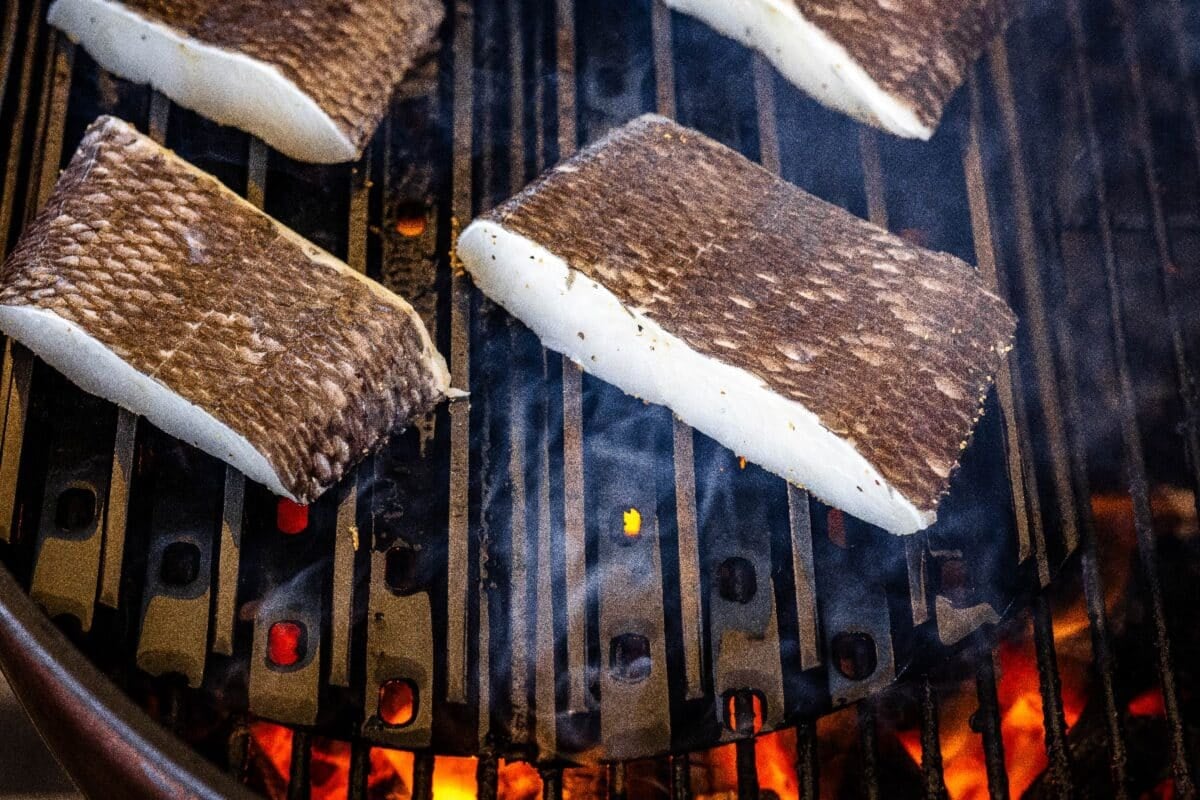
top-left (1061, 2), bottom-right (1193, 792)
top-left (507, 0), bottom-right (532, 744)
top-left (447, 0), bottom-right (474, 708)
top-left (972, 645), bottom-right (1009, 800)
top-left (918, 677), bottom-right (948, 800)
top-left (328, 479), bottom-right (356, 686)
top-left (987, 40), bottom-right (1079, 556)
top-left (962, 75), bottom-right (1036, 567)
top-left (211, 467), bottom-right (243, 656)
top-left (99, 407), bottom-right (136, 607)
top-left (555, 0), bottom-right (588, 717)
top-left (526, 2), bottom-right (558, 754)
top-left (328, 148), bottom-right (372, 685)
top-left (1031, 595), bottom-right (1074, 796)
top-left (535, 350), bottom-right (558, 754)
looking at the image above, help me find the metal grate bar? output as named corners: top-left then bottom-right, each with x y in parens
top-left (0, 28), bottom-right (69, 543)
top-left (1114, 0), bottom-right (1200, 505)
top-left (963, 67), bottom-right (1087, 797)
top-left (857, 129), bottom-right (888, 228)
top-left (857, 702), bottom-right (881, 800)
top-left (286, 730), bottom-right (311, 800)
top-left (653, 0), bottom-right (706, 703)
top-left (972, 645), bottom-right (1009, 800)
top-left (447, 0), bottom-right (474, 708)
top-left (477, 755), bottom-right (499, 800)
top-left (412, 752), bottom-right (435, 800)
top-left (0, 0), bottom-right (45, 259)
top-left (209, 137), bottom-right (266, 652)
top-left (528, 0), bottom-right (559, 757)
top-left (0, 0), bottom-right (21, 111)
top-left (918, 677), bottom-right (948, 800)
top-left (1061, 2), bottom-right (1194, 792)
top-left (99, 406), bottom-right (136, 607)
top-left (986, 40), bottom-right (1079, 559)
top-left (211, 467), bottom-right (243, 657)
top-left (1052, 236), bottom-right (1129, 798)
top-left (751, 52), bottom-right (822, 671)
top-left (670, 753), bottom-right (692, 800)
top-left (795, 721), bottom-right (818, 800)
top-left (507, 0), bottom-right (533, 744)
top-left (556, 0), bottom-right (589, 719)
top-left (348, 741), bottom-right (370, 800)
top-left (1031, 595), bottom-right (1074, 795)
top-left (962, 75), bottom-right (1036, 567)
top-left (607, 761), bottom-right (627, 800)
top-left (541, 767), bottom-right (563, 800)
top-left (736, 738), bottom-right (759, 800)
top-left (856, 131), bottom-right (950, 795)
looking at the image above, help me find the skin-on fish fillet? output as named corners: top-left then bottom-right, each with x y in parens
top-left (0, 116), bottom-right (451, 503)
top-left (457, 115), bottom-right (1016, 535)
top-left (661, 0), bottom-right (1018, 139)
top-left (47, 0), bottom-right (444, 163)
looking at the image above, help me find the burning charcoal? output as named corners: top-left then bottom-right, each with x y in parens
top-left (0, 116), bottom-right (452, 504)
top-left (457, 115), bottom-right (1015, 535)
top-left (661, 0), bottom-right (1017, 139)
top-left (46, 0), bottom-right (444, 163)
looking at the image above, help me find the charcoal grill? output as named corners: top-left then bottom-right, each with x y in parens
top-left (0, 0), bottom-right (1198, 797)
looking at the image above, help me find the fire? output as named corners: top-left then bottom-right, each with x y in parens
top-left (243, 487), bottom-right (1192, 800)
top-left (248, 722), bottom-right (547, 800)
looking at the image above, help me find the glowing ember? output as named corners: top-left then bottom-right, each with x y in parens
top-left (378, 679), bottom-right (417, 727)
top-left (622, 508), bottom-right (641, 537)
top-left (276, 499), bottom-right (309, 535)
top-left (1128, 688), bottom-right (1166, 718)
top-left (395, 213), bottom-right (428, 238)
top-left (267, 621), bottom-right (305, 668)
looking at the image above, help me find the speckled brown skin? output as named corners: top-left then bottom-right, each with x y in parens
top-left (483, 115), bottom-right (1016, 513)
top-left (800, 0), bottom-right (1018, 130)
top-left (115, 0), bottom-right (444, 156)
top-left (0, 116), bottom-right (448, 502)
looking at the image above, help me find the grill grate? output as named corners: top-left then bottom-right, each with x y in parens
top-left (1, 0), bottom-right (1199, 799)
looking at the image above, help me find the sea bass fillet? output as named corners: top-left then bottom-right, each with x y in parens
top-left (661, 0), bottom-right (1017, 139)
top-left (457, 115), bottom-right (1016, 534)
top-left (0, 116), bottom-right (451, 503)
top-left (47, 0), bottom-right (444, 163)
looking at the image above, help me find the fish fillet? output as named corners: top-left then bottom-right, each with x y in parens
top-left (661, 0), bottom-right (1018, 139)
top-left (0, 116), bottom-right (451, 503)
top-left (47, 0), bottom-right (444, 163)
top-left (457, 115), bottom-right (1016, 534)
